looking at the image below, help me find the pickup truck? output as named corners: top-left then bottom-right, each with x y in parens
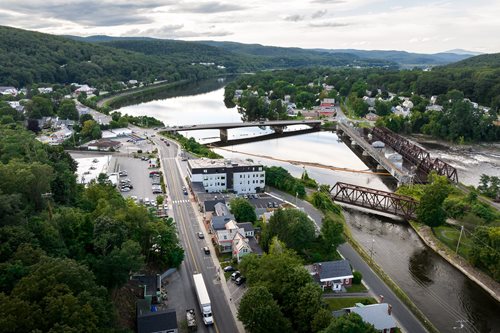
top-left (186, 309), bottom-right (197, 330)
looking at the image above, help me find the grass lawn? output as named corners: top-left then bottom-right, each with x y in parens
top-left (345, 284), bottom-right (368, 293)
top-left (433, 225), bottom-right (472, 257)
top-left (324, 297), bottom-right (377, 311)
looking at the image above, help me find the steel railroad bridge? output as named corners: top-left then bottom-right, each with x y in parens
top-left (372, 127), bottom-right (458, 183)
top-left (330, 182), bottom-right (419, 220)
top-left (163, 120), bottom-right (322, 143)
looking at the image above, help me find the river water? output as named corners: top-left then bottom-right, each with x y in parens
top-left (119, 79), bottom-right (500, 333)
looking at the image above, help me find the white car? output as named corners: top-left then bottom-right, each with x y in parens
top-left (144, 198), bottom-right (150, 206)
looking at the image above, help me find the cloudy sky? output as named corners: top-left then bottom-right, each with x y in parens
top-left (1, 0), bottom-right (499, 53)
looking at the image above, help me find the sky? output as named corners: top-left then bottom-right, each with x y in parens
top-left (1, 0), bottom-right (499, 54)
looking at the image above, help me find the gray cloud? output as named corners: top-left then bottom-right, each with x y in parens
top-left (2, 0), bottom-right (170, 26)
top-left (173, 1), bottom-right (246, 14)
top-left (126, 24), bottom-right (233, 39)
top-left (309, 21), bottom-right (350, 28)
top-left (311, 9), bottom-right (328, 18)
top-left (310, 0), bottom-right (346, 3)
top-left (284, 14), bottom-right (304, 22)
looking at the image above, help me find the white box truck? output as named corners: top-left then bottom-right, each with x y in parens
top-left (193, 273), bottom-right (213, 325)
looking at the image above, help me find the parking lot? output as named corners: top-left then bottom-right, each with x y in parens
top-left (245, 193), bottom-right (286, 209)
top-left (70, 152), bottom-right (113, 184)
top-left (226, 273), bottom-right (246, 309)
top-left (114, 155), bottom-right (166, 208)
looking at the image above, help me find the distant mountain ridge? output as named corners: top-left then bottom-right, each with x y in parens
top-left (66, 35), bottom-right (475, 67)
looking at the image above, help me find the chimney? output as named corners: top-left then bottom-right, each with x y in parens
top-left (388, 304), bottom-right (393, 316)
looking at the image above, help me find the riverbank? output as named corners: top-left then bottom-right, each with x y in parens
top-left (97, 79), bottom-right (191, 110)
top-left (409, 221), bottom-right (500, 303)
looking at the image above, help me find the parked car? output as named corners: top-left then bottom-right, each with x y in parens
top-left (267, 202), bottom-right (273, 208)
top-left (223, 266), bottom-right (235, 272)
top-left (203, 247), bottom-right (210, 255)
top-left (235, 276), bottom-right (246, 285)
top-left (92, 158), bottom-right (98, 163)
top-left (119, 170), bottom-right (128, 177)
top-left (231, 271), bottom-right (241, 281)
top-left (144, 198), bottom-right (150, 206)
top-left (120, 187), bottom-right (131, 192)
top-left (197, 232), bottom-right (204, 239)
top-left (273, 202), bottom-right (279, 208)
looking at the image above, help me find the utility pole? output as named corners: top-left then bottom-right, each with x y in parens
top-left (455, 225), bottom-right (464, 254)
top-left (369, 238), bottom-right (375, 261)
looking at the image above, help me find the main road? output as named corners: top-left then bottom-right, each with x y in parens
top-left (152, 135), bottom-right (239, 333)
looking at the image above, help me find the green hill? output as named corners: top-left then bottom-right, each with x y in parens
top-left (0, 26), bottom-right (222, 87)
top-left (445, 53), bottom-right (500, 68)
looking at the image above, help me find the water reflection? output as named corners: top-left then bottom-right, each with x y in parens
top-left (408, 249), bottom-right (434, 285)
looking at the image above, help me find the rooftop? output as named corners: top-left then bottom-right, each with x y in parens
top-left (347, 303), bottom-right (397, 330)
top-left (305, 259), bottom-right (353, 281)
top-left (137, 300), bottom-right (177, 333)
top-left (189, 158), bottom-right (262, 169)
top-left (237, 222), bottom-right (255, 233)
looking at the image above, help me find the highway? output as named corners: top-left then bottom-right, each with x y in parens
top-left (152, 136), bottom-right (239, 333)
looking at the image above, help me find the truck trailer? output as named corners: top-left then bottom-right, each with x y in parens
top-left (193, 273), bottom-right (213, 325)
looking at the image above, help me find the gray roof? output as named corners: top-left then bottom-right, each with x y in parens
top-left (137, 301), bottom-right (178, 333)
top-left (247, 237), bottom-right (263, 255)
top-left (347, 303), bottom-right (396, 330)
top-left (131, 274), bottom-right (160, 297)
top-left (307, 259), bottom-right (353, 281)
top-left (211, 216), bottom-right (234, 230)
top-left (204, 199), bottom-right (226, 212)
top-left (237, 222), bottom-right (254, 233)
top-left (214, 202), bottom-right (231, 216)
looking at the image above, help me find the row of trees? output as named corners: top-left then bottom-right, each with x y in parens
top-left (237, 240), bottom-right (377, 333)
top-left (0, 124), bottom-right (184, 331)
top-left (226, 65), bottom-right (500, 142)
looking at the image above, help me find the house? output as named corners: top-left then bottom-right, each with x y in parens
top-left (131, 274), bottom-right (162, 303)
top-left (88, 139), bottom-right (121, 151)
top-left (365, 112), bottom-right (379, 122)
top-left (7, 101), bottom-right (24, 113)
top-left (75, 84), bottom-right (96, 95)
top-left (128, 80), bottom-right (138, 85)
top-left (305, 259), bottom-right (353, 291)
top-left (392, 105), bottom-right (410, 118)
top-left (38, 87), bottom-right (53, 94)
top-left (137, 299), bottom-right (178, 333)
top-left (0, 86), bottom-right (18, 96)
top-left (402, 100), bottom-right (414, 109)
top-left (149, 158), bottom-right (159, 168)
top-left (234, 90), bottom-right (243, 99)
top-left (362, 96), bottom-right (376, 107)
top-left (426, 105), bottom-right (444, 112)
top-left (210, 217), bottom-right (262, 260)
top-left (342, 303), bottom-right (397, 333)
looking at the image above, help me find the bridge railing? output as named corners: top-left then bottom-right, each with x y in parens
top-left (330, 182), bottom-right (419, 219)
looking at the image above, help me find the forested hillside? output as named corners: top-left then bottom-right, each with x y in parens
top-left (0, 26), bottom-right (222, 88)
top-left (0, 125), bottom-right (183, 332)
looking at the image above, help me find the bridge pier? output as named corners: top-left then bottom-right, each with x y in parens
top-left (271, 125), bottom-right (284, 134)
top-left (220, 128), bottom-right (228, 142)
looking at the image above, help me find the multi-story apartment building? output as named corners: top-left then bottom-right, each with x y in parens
top-left (187, 158), bottom-right (265, 194)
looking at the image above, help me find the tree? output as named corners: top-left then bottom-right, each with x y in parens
top-left (156, 195), bottom-right (164, 205)
top-left (417, 173), bottom-right (451, 227)
top-left (237, 286), bottom-right (291, 333)
top-left (375, 100), bottom-right (392, 116)
top-left (353, 271), bottom-right (362, 284)
top-left (263, 209), bottom-right (316, 253)
top-left (80, 120), bottom-right (101, 140)
top-left (469, 226), bottom-right (500, 281)
top-left (79, 113), bottom-right (94, 125)
top-left (321, 313), bottom-right (378, 333)
top-left (320, 215), bottom-right (344, 253)
top-left (291, 282), bottom-right (326, 332)
top-left (57, 100), bottom-right (78, 120)
top-left (25, 96), bottom-right (53, 119)
top-left (230, 197), bottom-right (257, 222)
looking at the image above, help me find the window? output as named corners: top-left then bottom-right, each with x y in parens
top-left (260, 180), bottom-right (264, 183)
top-left (224, 235), bottom-right (227, 240)
top-left (221, 176), bottom-right (225, 180)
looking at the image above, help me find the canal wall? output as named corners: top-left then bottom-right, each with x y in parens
top-left (409, 221), bottom-right (500, 303)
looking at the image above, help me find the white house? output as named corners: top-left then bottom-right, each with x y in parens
top-left (38, 87), bottom-right (53, 94)
top-left (0, 86), bottom-right (18, 96)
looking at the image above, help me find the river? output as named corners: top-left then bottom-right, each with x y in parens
top-left (118, 78), bottom-right (500, 333)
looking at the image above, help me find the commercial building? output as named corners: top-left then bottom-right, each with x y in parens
top-left (187, 158), bottom-right (265, 194)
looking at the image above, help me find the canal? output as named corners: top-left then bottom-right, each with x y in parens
top-left (118, 78), bottom-right (500, 333)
